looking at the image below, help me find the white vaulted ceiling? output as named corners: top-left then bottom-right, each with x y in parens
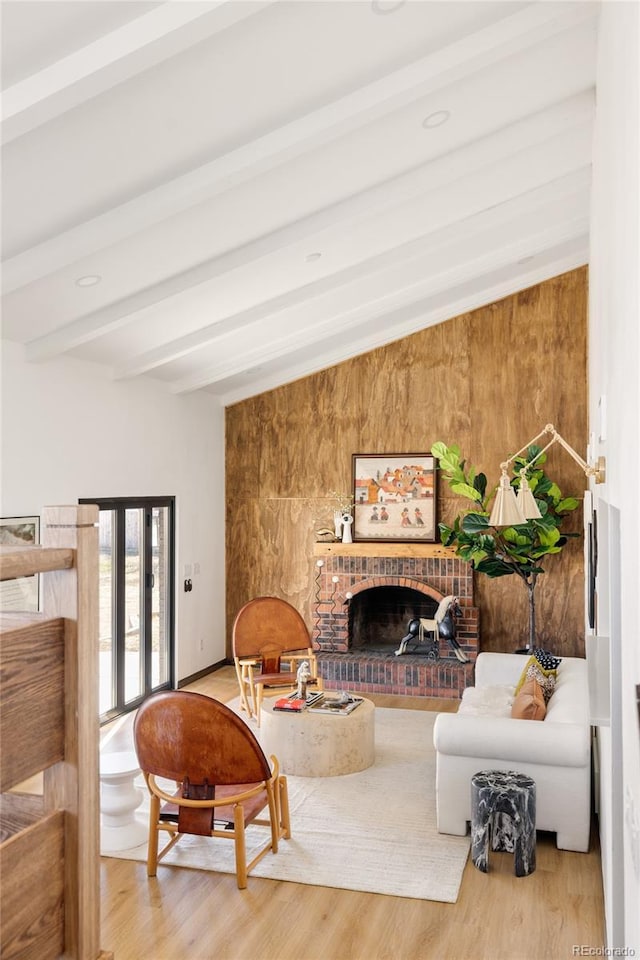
top-left (1, 0), bottom-right (598, 404)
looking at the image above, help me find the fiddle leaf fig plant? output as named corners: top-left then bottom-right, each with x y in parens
top-left (431, 441), bottom-right (580, 650)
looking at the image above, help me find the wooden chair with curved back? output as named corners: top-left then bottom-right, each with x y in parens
top-left (232, 596), bottom-right (322, 726)
top-left (133, 690), bottom-right (291, 889)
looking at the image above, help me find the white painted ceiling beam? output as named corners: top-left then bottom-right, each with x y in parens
top-left (169, 213), bottom-right (589, 394)
top-left (114, 166), bottom-right (591, 380)
top-left (215, 238), bottom-right (589, 406)
top-left (1, 1), bottom-right (274, 144)
top-left (23, 102), bottom-right (593, 364)
top-left (2, 1), bottom-right (597, 294)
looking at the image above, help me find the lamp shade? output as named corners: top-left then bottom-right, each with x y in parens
top-left (516, 475), bottom-right (542, 520)
top-left (489, 472), bottom-right (527, 527)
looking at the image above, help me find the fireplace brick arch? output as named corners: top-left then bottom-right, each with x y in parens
top-left (347, 576), bottom-right (444, 603)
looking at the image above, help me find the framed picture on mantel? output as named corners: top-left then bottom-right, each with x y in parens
top-left (352, 453), bottom-right (437, 543)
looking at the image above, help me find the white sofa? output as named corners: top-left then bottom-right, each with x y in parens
top-left (433, 651), bottom-right (591, 852)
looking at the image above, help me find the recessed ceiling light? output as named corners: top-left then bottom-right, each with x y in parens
top-left (422, 110), bottom-right (451, 130)
top-left (371, 0), bottom-right (406, 14)
top-left (305, 252), bottom-right (322, 263)
top-left (75, 274), bottom-right (102, 287)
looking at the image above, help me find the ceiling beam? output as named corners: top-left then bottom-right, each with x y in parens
top-left (3, 1), bottom-right (597, 294)
top-left (216, 238), bottom-right (589, 406)
top-left (23, 100), bottom-right (593, 363)
top-left (1, 1), bottom-right (275, 144)
top-left (169, 216), bottom-right (589, 394)
top-left (114, 164), bottom-right (591, 380)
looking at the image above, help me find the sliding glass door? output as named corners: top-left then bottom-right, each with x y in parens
top-left (82, 497), bottom-right (175, 721)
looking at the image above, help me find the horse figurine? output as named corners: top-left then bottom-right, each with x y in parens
top-left (394, 595), bottom-right (470, 662)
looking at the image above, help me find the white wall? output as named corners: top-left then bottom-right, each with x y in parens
top-left (589, 1), bottom-right (640, 952)
top-left (0, 340), bottom-right (226, 682)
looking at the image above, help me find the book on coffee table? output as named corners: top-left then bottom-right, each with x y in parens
top-left (308, 695), bottom-right (364, 715)
top-left (273, 690), bottom-right (324, 712)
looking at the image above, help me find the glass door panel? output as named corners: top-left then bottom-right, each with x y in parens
top-left (98, 511), bottom-right (116, 716)
top-left (151, 507), bottom-right (170, 689)
top-left (124, 508), bottom-right (144, 705)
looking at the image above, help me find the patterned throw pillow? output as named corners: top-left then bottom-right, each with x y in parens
top-left (532, 647), bottom-right (562, 670)
top-left (515, 655), bottom-right (558, 704)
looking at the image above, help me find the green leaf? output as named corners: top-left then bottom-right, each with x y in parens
top-left (431, 443), bottom-right (463, 475)
top-left (475, 533), bottom-right (496, 551)
top-left (531, 545), bottom-right (561, 557)
top-left (533, 514), bottom-right (558, 534)
top-left (538, 525), bottom-right (561, 547)
top-left (450, 482), bottom-right (482, 502)
top-left (525, 445), bottom-right (545, 466)
top-left (502, 547), bottom-right (536, 564)
top-left (431, 441), bottom-right (451, 461)
top-left (534, 475), bottom-right (552, 497)
top-left (502, 527), bottom-right (531, 547)
top-left (473, 472), bottom-right (487, 500)
top-left (557, 497), bottom-right (579, 513)
top-left (547, 482), bottom-right (562, 502)
top-left (469, 548), bottom-right (490, 565)
top-left (438, 522), bottom-right (456, 547)
top-left (461, 512), bottom-right (490, 534)
top-left (475, 557), bottom-right (515, 578)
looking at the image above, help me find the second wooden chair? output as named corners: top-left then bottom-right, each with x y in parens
top-left (232, 596), bottom-right (321, 726)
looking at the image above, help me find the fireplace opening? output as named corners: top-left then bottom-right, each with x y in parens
top-left (349, 586), bottom-right (438, 652)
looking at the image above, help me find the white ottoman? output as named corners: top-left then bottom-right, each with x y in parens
top-left (260, 697), bottom-right (375, 777)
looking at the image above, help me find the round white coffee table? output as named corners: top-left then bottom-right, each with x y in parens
top-left (260, 697), bottom-right (375, 777)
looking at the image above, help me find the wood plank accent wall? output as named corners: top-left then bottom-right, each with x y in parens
top-left (225, 267), bottom-right (588, 658)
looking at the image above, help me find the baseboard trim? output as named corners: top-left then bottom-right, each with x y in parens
top-left (178, 659), bottom-right (230, 688)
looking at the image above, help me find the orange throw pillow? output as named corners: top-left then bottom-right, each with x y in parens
top-left (511, 678), bottom-right (547, 721)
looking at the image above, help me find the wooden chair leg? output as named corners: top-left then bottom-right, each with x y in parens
top-left (236, 661), bottom-right (254, 717)
top-left (265, 781), bottom-right (279, 854)
top-left (251, 674), bottom-right (261, 726)
top-left (233, 806), bottom-right (248, 889)
top-left (147, 794), bottom-right (160, 877)
top-left (279, 776), bottom-right (291, 840)
top-left (255, 683), bottom-right (264, 727)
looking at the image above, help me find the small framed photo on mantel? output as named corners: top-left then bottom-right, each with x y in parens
top-left (352, 453), bottom-right (437, 543)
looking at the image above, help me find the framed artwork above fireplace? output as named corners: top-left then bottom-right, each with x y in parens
top-left (352, 453), bottom-right (437, 542)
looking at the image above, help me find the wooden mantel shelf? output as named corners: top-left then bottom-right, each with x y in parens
top-left (312, 541), bottom-right (456, 559)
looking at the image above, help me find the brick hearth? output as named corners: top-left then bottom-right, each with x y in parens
top-left (312, 543), bottom-right (478, 699)
top-left (317, 649), bottom-right (475, 698)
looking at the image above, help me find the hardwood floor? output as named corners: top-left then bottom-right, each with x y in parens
top-left (100, 666), bottom-right (605, 960)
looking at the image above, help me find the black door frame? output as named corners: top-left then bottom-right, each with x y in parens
top-left (80, 496), bottom-right (175, 721)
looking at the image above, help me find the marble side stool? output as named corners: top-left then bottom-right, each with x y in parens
top-left (470, 770), bottom-right (536, 877)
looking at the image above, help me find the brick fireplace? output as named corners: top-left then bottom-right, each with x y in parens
top-left (312, 543), bottom-right (478, 699)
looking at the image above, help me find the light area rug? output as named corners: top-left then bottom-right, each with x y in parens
top-left (104, 707), bottom-right (470, 903)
